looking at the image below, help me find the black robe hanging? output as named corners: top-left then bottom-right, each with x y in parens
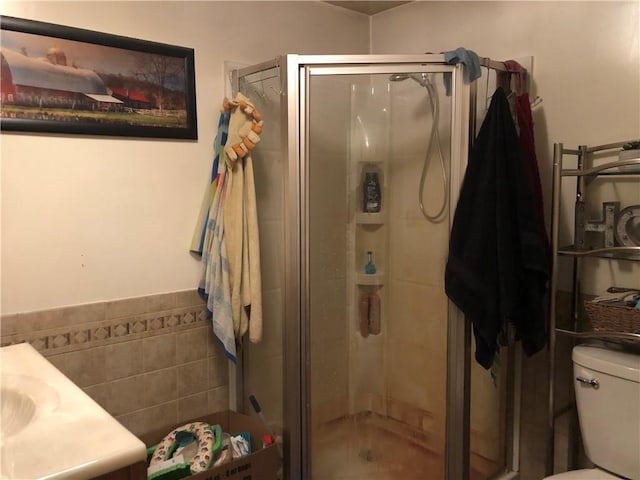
top-left (445, 87), bottom-right (549, 369)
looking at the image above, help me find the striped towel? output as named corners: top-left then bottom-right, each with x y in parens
top-left (190, 111), bottom-right (230, 254)
top-left (195, 111), bottom-right (236, 362)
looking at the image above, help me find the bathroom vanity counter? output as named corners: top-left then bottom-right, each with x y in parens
top-left (1, 343), bottom-right (147, 479)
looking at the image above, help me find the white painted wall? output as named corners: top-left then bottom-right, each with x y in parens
top-left (6, 1), bottom-right (634, 309)
top-left (0, 1), bottom-right (369, 314)
top-left (372, 1), bottom-right (640, 294)
top-left (372, 2), bottom-right (639, 146)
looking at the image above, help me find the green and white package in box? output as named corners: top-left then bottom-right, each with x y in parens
top-left (140, 411), bottom-right (280, 480)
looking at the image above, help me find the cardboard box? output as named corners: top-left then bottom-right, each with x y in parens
top-left (139, 410), bottom-right (281, 480)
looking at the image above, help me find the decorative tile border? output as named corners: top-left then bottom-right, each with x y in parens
top-left (72, 329), bottom-right (91, 345)
top-left (0, 291), bottom-right (209, 356)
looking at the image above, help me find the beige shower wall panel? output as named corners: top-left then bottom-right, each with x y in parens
top-left (386, 340), bottom-right (446, 412)
top-left (349, 332), bottom-right (385, 414)
top-left (310, 269), bottom-right (348, 425)
top-left (388, 213), bottom-right (449, 287)
top-left (309, 79), bottom-right (352, 156)
top-left (387, 280), bottom-right (448, 350)
top-left (306, 70), bottom-right (351, 432)
top-left (384, 278), bottom-right (447, 440)
top-left (253, 150), bottom-right (284, 223)
top-left (386, 338), bottom-right (447, 442)
top-left (309, 214), bottom-right (348, 281)
top-left (387, 152), bottom-right (449, 227)
top-left (311, 395), bottom-right (350, 433)
top-left (241, 72), bottom-right (287, 430)
top-left (251, 99), bottom-right (282, 154)
top-left (389, 82), bottom-right (440, 157)
top-left (309, 153), bottom-right (349, 217)
top-left (310, 336), bottom-right (349, 402)
top-left (243, 285), bottom-right (283, 426)
top-left (310, 335), bottom-right (350, 426)
top-left (309, 279), bottom-right (348, 343)
top-left (245, 351), bottom-right (284, 426)
top-left (256, 220), bottom-right (284, 291)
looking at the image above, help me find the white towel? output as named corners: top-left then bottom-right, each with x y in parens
top-left (223, 93), bottom-right (263, 343)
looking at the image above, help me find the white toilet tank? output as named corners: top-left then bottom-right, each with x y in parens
top-left (573, 345), bottom-right (640, 480)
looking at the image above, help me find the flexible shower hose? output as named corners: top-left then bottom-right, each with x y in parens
top-left (419, 78), bottom-right (448, 223)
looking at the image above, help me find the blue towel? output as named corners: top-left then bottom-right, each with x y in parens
top-left (190, 111), bottom-right (230, 254)
top-left (443, 47), bottom-right (482, 96)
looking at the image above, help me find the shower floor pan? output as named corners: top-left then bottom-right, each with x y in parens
top-left (311, 412), bottom-right (497, 480)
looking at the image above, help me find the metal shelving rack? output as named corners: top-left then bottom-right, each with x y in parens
top-left (545, 140), bottom-right (640, 475)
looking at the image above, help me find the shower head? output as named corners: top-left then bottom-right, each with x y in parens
top-left (389, 73), bottom-right (411, 82)
top-left (388, 72), bottom-right (430, 87)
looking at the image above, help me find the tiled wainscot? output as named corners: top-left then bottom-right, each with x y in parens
top-left (0, 290), bottom-right (229, 437)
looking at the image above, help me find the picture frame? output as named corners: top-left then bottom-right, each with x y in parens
top-left (0, 15), bottom-right (197, 140)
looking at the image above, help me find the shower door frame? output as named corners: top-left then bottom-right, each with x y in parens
top-left (298, 58), bottom-right (466, 480)
top-left (233, 54), bottom-right (522, 480)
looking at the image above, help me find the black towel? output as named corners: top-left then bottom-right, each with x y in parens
top-left (445, 87), bottom-right (549, 369)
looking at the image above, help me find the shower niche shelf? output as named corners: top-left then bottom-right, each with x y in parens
top-left (356, 272), bottom-right (385, 286)
top-left (347, 82), bottom-right (390, 346)
top-left (355, 212), bottom-right (386, 225)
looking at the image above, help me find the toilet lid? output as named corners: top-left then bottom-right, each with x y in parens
top-left (544, 469), bottom-right (619, 479)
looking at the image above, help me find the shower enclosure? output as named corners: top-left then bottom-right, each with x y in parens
top-left (231, 55), bottom-right (522, 480)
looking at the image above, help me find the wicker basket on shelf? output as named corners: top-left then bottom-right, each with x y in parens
top-left (584, 300), bottom-right (640, 336)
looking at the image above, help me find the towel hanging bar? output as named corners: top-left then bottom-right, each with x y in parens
top-left (480, 57), bottom-right (510, 73)
top-left (240, 73), bottom-right (280, 85)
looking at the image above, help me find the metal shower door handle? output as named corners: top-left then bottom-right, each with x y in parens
top-left (576, 376), bottom-right (599, 389)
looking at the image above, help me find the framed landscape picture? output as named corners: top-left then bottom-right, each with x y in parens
top-left (0, 16), bottom-right (197, 139)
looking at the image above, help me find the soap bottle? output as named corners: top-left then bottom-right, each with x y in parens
top-left (362, 169), bottom-right (381, 213)
top-left (364, 251), bottom-right (376, 274)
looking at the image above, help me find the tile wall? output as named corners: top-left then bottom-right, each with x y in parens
top-left (0, 290), bottom-right (229, 438)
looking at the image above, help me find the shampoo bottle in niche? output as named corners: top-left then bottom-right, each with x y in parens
top-left (362, 168), bottom-right (381, 213)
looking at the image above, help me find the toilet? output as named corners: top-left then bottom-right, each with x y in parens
top-left (544, 345), bottom-right (640, 479)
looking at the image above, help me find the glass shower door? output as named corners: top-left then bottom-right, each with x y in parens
top-left (235, 55), bottom-right (523, 480)
top-left (305, 67), bottom-right (454, 479)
